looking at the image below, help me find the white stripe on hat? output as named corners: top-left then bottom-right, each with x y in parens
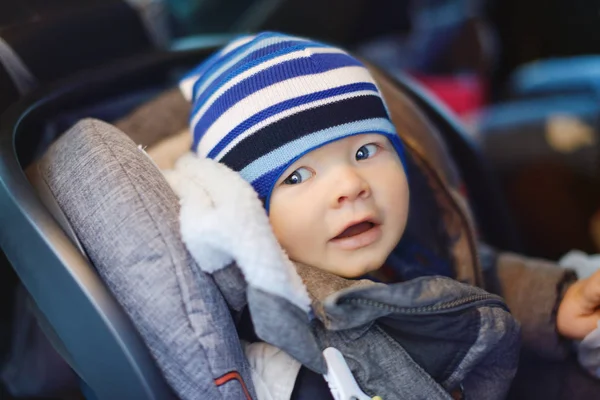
top-left (240, 117), bottom-right (397, 182)
top-left (212, 90), bottom-right (380, 160)
top-left (190, 47), bottom-right (347, 128)
top-left (197, 65), bottom-right (378, 156)
top-left (179, 35), bottom-right (258, 101)
top-left (179, 76), bottom-right (197, 102)
top-left (194, 36), bottom-right (312, 99)
top-left (219, 34), bottom-right (257, 56)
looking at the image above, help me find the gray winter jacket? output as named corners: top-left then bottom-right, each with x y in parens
top-left (279, 265), bottom-right (520, 400)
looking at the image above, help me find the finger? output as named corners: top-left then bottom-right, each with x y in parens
top-left (558, 307), bottom-right (600, 340)
top-left (582, 269), bottom-right (600, 307)
top-left (574, 310), bottom-right (600, 340)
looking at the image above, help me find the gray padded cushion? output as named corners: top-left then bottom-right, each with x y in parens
top-left (37, 118), bottom-right (254, 400)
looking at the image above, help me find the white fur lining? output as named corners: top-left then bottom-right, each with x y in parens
top-left (163, 152), bottom-right (311, 312)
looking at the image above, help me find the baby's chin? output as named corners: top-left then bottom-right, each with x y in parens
top-left (290, 249), bottom-right (390, 279)
top-left (340, 263), bottom-right (382, 279)
top-left (319, 257), bottom-right (385, 279)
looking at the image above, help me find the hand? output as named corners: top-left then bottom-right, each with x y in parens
top-left (557, 270), bottom-right (600, 340)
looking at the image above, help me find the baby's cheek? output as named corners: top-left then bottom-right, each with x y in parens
top-left (279, 227), bottom-right (316, 263)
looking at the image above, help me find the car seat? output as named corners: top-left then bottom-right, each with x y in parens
top-left (0, 41), bottom-right (518, 399)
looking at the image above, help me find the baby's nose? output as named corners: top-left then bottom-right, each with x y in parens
top-left (332, 168), bottom-right (371, 206)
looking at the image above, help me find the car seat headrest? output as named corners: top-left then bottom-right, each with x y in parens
top-left (33, 118), bottom-right (256, 399)
top-left (26, 163), bottom-right (87, 257)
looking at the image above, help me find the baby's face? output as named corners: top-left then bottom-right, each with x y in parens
top-left (269, 134), bottom-right (409, 278)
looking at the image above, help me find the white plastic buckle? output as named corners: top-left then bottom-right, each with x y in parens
top-left (322, 347), bottom-right (376, 400)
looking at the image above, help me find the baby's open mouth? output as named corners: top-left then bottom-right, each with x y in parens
top-left (334, 221), bottom-right (377, 239)
top-left (330, 218), bottom-right (383, 250)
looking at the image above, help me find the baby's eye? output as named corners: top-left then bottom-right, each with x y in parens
top-left (282, 167), bottom-right (313, 185)
top-left (355, 143), bottom-right (379, 161)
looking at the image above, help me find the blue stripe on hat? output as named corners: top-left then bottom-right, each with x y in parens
top-left (219, 94), bottom-right (390, 170)
top-left (190, 42), bottom-right (331, 124)
top-left (190, 32), bottom-right (293, 99)
top-left (203, 82), bottom-right (378, 158)
top-left (184, 34), bottom-right (258, 100)
top-left (241, 117), bottom-right (397, 183)
top-left (193, 53), bottom-right (363, 137)
top-left (192, 35), bottom-right (309, 100)
top-left (192, 43), bottom-right (325, 122)
top-left (252, 166), bottom-right (287, 204)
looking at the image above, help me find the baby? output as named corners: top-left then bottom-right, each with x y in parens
top-left (178, 31), bottom-right (600, 398)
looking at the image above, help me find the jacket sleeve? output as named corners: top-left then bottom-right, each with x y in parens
top-left (479, 244), bottom-right (578, 361)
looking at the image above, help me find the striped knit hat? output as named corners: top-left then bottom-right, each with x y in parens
top-left (180, 32), bottom-right (405, 207)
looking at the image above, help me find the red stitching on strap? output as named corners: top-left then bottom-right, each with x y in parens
top-left (214, 371), bottom-right (253, 400)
